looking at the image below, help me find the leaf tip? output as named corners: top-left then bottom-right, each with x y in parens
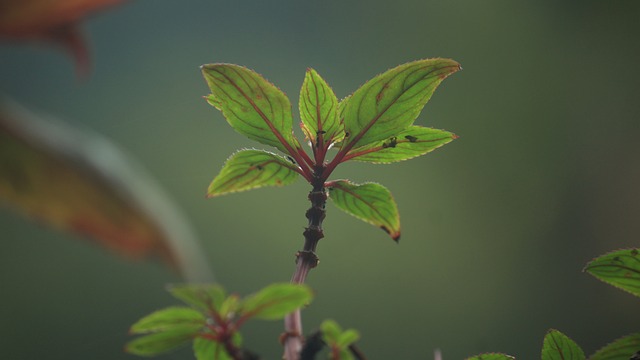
top-left (452, 133), bottom-right (460, 140)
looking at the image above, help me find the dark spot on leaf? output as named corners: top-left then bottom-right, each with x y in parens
top-left (631, 249), bottom-right (639, 256)
top-left (317, 130), bottom-right (326, 135)
top-left (613, 256), bottom-right (621, 262)
top-left (382, 136), bottom-right (398, 148)
top-left (256, 165), bottom-right (263, 170)
top-left (286, 156), bottom-right (296, 164)
top-left (345, 132), bottom-right (350, 137)
top-left (404, 135), bottom-right (418, 142)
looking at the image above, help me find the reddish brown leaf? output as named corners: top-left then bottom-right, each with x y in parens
top-left (0, 0), bottom-right (127, 76)
top-left (0, 100), bottom-right (212, 281)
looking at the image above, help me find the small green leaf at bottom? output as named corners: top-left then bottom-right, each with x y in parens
top-left (542, 329), bottom-right (585, 360)
top-left (240, 283), bottom-right (313, 320)
top-left (327, 180), bottom-right (400, 241)
top-left (584, 248), bottom-right (640, 298)
top-left (129, 306), bottom-right (205, 334)
top-left (194, 337), bottom-right (233, 360)
top-left (207, 150), bottom-right (299, 197)
top-left (589, 333), bottom-right (640, 360)
top-left (126, 324), bottom-right (202, 356)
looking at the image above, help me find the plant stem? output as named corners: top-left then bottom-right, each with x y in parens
top-left (283, 167), bottom-right (326, 360)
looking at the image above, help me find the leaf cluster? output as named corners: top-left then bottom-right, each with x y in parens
top-left (126, 283), bottom-right (313, 359)
top-left (201, 59), bottom-right (460, 241)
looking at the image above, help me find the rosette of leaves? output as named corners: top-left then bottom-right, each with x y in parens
top-left (126, 283), bottom-right (313, 359)
top-left (201, 59), bottom-right (460, 241)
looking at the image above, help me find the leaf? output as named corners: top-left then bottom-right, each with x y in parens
top-left (589, 333), bottom-right (640, 360)
top-left (194, 337), bottom-right (233, 360)
top-left (0, 100), bottom-right (213, 282)
top-left (465, 354), bottom-right (515, 360)
top-left (327, 180), bottom-right (400, 241)
top-left (0, 0), bottom-right (128, 76)
top-left (345, 125), bottom-right (457, 163)
top-left (125, 324), bottom-right (202, 356)
top-left (542, 329), bottom-right (585, 360)
top-left (201, 64), bottom-right (300, 154)
top-left (130, 306), bottom-right (205, 334)
top-left (341, 58), bottom-right (461, 150)
top-left (299, 68), bottom-right (341, 147)
top-left (240, 283), bottom-right (313, 320)
top-left (167, 284), bottom-right (226, 313)
top-left (321, 320), bottom-right (360, 360)
top-left (584, 248), bottom-right (640, 297)
top-left (207, 149), bottom-right (299, 197)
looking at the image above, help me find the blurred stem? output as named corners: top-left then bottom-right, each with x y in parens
top-left (283, 166), bottom-right (326, 360)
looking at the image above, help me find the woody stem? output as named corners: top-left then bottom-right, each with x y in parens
top-left (283, 166), bottom-right (326, 360)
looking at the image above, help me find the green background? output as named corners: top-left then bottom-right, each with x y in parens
top-left (2, 1), bottom-right (640, 358)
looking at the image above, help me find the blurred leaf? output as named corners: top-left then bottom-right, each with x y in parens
top-left (129, 307), bottom-right (205, 334)
top-left (321, 320), bottom-right (360, 360)
top-left (327, 180), bottom-right (400, 241)
top-left (0, 101), bottom-right (213, 281)
top-left (345, 126), bottom-right (457, 163)
top-left (341, 58), bottom-right (460, 150)
top-left (125, 324), bottom-right (202, 356)
top-left (299, 68), bottom-right (341, 147)
top-left (589, 333), bottom-right (640, 360)
top-left (219, 294), bottom-right (240, 319)
top-left (584, 248), bottom-right (640, 297)
top-left (0, 0), bottom-right (127, 76)
top-left (167, 284), bottom-right (226, 313)
top-left (194, 337), bottom-right (233, 360)
top-left (542, 329), bottom-right (585, 360)
top-left (241, 283), bottom-right (313, 320)
top-left (465, 354), bottom-right (515, 360)
top-left (207, 149), bottom-right (299, 197)
top-left (201, 64), bottom-right (300, 154)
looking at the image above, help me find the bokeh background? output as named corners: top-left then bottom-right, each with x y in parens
top-left (2, 1), bottom-right (640, 359)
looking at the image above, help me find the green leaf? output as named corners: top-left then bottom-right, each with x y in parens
top-left (337, 329), bottom-right (360, 348)
top-left (465, 354), bottom-right (515, 360)
top-left (345, 126), bottom-right (457, 163)
top-left (126, 325), bottom-right (202, 356)
top-left (130, 307), bottom-right (205, 334)
top-left (201, 64), bottom-right (299, 154)
top-left (321, 320), bottom-right (359, 360)
top-left (341, 58), bottom-right (460, 149)
top-left (327, 180), bottom-right (400, 241)
top-left (207, 149), bottom-right (299, 197)
top-left (584, 248), bottom-right (640, 297)
top-left (240, 283), bottom-right (313, 320)
top-left (194, 337), bottom-right (233, 360)
top-left (542, 329), bottom-right (585, 360)
top-left (299, 68), bottom-right (341, 147)
top-left (589, 333), bottom-right (640, 360)
top-left (219, 294), bottom-right (240, 319)
top-left (320, 319), bottom-right (342, 344)
top-left (167, 284), bottom-right (226, 313)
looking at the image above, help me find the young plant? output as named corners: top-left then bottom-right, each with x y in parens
top-left (201, 59), bottom-right (460, 359)
top-left (127, 59), bottom-right (461, 360)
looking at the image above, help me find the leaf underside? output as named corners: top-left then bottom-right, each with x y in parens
top-left (202, 64), bottom-right (299, 154)
top-left (584, 248), bottom-right (640, 298)
top-left (542, 329), bottom-right (586, 360)
top-left (327, 180), bottom-right (400, 241)
top-left (207, 149), bottom-right (299, 197)
top-left (346, 125), bottom-right (456, 163)
top-left (589, 333), bottom-right (640, 360)
top-left (341, 58), bottom-right (461, 150)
